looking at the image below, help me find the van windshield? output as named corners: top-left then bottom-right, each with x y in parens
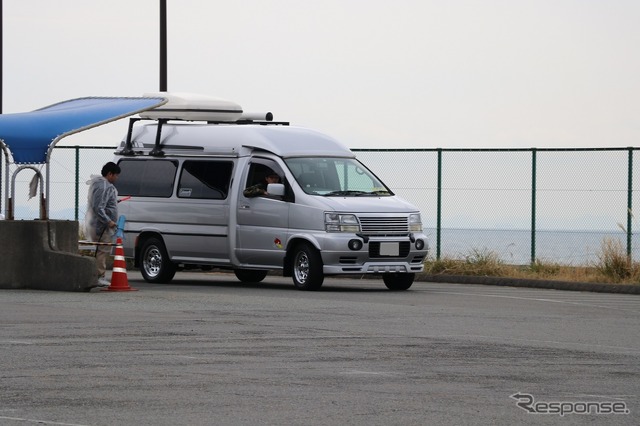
top-left (285, 157), bottom-right (392, 196)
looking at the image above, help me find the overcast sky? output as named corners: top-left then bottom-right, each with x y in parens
top-left (4, 0), bottom-right (640, 149)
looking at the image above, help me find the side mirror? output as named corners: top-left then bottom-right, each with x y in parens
top-left (267, 183), bottom-right (285, 197)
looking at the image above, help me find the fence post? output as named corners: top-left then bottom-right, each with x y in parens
top-left (436, 148), bottom-right (442, 260)
top-left (74, 146), bottom-right (80, 221)
top-left (627, 147), bottom-right (633, 259)
top-left (531, 148), bottom-right (537, 264)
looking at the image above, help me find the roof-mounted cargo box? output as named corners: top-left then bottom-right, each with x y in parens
top-left (120, 93), bottom-right (285, 157)
top-left (139, 92), bottom-right (244, 122)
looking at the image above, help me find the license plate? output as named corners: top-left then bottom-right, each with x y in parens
top-left (379, 242), bottom-right (399, 256)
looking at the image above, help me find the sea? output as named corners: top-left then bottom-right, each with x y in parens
top-left (423, 228), bottom-right (640, 266)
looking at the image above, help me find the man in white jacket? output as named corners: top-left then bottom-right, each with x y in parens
top-left (86, 162), bottom-right (121, 287)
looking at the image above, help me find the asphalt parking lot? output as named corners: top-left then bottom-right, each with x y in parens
top-left (0, 272), bottom-right (638, 425)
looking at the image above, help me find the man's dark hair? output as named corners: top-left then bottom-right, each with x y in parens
top-left (101, 162), bottom-right (121, 177)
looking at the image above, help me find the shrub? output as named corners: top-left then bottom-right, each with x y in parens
top-left (462, 247), bottom-right (505, 276)
top-left (595, 237), bottom-right (634, 282)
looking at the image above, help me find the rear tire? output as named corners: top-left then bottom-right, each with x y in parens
top-left (234, 269), bottom-right (268, 283)
top-left (139, 237), bottom-right (176, 283)
top-left (383, 273), bottom-right (415, 290)
top-left (291, 242), bottom-right (324, 290)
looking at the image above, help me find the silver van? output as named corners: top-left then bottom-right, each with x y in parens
top-left (114, 94), bottom-right (428, 290)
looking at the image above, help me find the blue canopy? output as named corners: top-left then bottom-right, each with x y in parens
top-left (0, 96), bottom-right (167, 164)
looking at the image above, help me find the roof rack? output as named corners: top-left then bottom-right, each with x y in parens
top-left (117, 93), bottom-right (289, 156)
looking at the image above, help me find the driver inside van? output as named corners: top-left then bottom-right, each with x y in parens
top-left (243, 169), bottom-right (281, 197)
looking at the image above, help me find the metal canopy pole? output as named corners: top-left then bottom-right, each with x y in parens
top-left (1, 0), bottom-right (3, 114)
top-left (1, 0), bottom-right (4, 213)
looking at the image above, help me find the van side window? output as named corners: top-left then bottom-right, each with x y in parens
top-left (243, 159), bottom-right (294, 201)
top-left (178, 160), bottom-right (233, 200)
top-left (116, 159), bottom-right (177, 197)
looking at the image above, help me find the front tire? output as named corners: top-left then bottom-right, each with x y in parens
top-left (291, 242), bottom-right (324, 290)
top-left (383, 273), bottom-right (415, 290)
top-left (140, 237), bottom-right (176, 283)
top-left (234, 269), bottom-right (268, 283)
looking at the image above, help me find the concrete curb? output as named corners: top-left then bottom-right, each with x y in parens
top-left (419, 274), bottom-right (640, 294)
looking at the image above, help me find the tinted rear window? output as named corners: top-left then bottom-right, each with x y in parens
top-left (115, 159), bottom-right (178, 197)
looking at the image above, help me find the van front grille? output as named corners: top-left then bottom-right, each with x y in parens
top-left (358, 216), bottom-right (408, 235)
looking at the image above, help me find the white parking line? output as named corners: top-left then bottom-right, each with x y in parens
top-left (0, 416), bottom-right (91, 426)
top-left (430, 289), bottom-right (640, 313)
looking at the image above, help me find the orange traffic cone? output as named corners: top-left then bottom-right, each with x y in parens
top-left (102, 237), bottom-right (137, 292)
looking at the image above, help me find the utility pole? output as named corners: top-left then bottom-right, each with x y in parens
top-left (160, 0), bottom-right (167, 91)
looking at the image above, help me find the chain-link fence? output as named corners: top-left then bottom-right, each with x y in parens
top-left (2, 146), bottom-right (638, 266)
top-left (355, 148), bottom-right (639, 265)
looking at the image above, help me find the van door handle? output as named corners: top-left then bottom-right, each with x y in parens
top-left (239, 204), bottom-right (250, 209)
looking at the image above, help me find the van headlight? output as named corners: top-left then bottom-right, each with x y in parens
top-left (409, 214), bottom-right (423, 232)
top-left (325, 213), bottom-right (360, 233)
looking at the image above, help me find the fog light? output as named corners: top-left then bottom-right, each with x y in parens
top-left (348, 239), bottom-right (363, 250)
top-left (415, 239), bottom-right (425, 250)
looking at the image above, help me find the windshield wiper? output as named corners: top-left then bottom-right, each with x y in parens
top-left (323, 190), bottom-right (390, 197)
top-left (323, 190), bottom-right (367, 197)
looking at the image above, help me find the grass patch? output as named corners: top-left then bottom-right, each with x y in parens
top-left (424, 239), bottom-right (640, 285)
top-left (424, 247), bottom-right (505, 277)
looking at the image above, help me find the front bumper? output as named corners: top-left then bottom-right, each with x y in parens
top-left (316, 232), bottom-right (428, 275)
top-left (323, 261), bottom-right (424, 275)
